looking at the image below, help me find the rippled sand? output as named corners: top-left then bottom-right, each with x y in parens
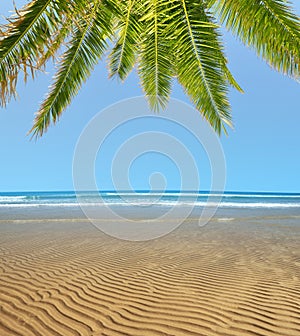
top-left (0, 217), bottom-right (300, 335)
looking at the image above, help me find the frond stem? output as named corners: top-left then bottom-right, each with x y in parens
top-left (181, 0), bottom-right (220, 118)
top-left (153, 0), bottom-right (158, 101)
top-left (261, 0), bottom-right (298, 38)
top-left (115, 0), bottom-right (134, 74)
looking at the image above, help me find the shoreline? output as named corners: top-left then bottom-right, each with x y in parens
top-left (0, 217), bottom-right (299, 335)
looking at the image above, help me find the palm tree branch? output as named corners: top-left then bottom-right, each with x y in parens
top-left (114, 0), bottom-right (134, 76)
top-left (30, 1), bottom-right (112, 136)
top-left (0, 0), bottom-right (76, 107)
top-left (209, 0), bottom-right (300, 77)
top-left (36, 15), bottom-right (74, 68)
top-left (109, 0), bottom-right (141, 80)
top-left (154, 0), bottom-right (159, 98)
top-left (262, 0), bottom-right (298, 38)
top-left (41, 26), bottom-right (91, 120)
top-left (0, 0), bottom-right (51, 64)
top-left (179, 0), bottom-right (231, 130)
top-left (138, 0), bottom-right (174, 110)
top-left (0, 0), bottom-right (53, 106)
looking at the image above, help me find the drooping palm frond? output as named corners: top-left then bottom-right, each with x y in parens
top-left (0, 0), bottom-right (69, 106)
top-left (109, 0), bottom-right (142, 80)
top-left (209, 0), bottom-right (300, 78)
top-left (36, 14), bottom-right (74, 68)
top-left (138, 0), bottom-right (175, 110)
top-left (0, 0), bottom-right (299, 137)
top-left (30, 1), bottom-right (113, 137)
top-left (170, 0), bottom-right (232, 133)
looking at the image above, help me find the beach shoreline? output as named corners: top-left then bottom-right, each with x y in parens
top-left (0, 215), bottom-right (299, 336)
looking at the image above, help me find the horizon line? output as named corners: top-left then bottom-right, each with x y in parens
top-left (1, 190), bottom-right (300, 195)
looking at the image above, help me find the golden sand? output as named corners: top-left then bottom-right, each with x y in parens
top-left (0, 219), bottom-right (299, 335)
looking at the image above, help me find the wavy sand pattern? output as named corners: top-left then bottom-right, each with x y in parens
top-left (0, 219), bottom-right (300, 335)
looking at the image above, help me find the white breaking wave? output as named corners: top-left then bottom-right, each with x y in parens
top-left (102, 192), bottom-right (300, 198)
top-left (0, 196), bottom-right (27, 202)
top-left (0, 201), bottom-right (300, 208)
top-left (147, 201), bottom-right (300, 208)
top-left (214, 202), bottom-right (300, 208)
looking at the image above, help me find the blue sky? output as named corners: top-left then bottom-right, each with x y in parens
top-left (0, 1), bottom-right (299, 193)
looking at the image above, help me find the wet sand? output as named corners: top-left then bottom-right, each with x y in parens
top-left (0, 217), bottom-right (300, 335)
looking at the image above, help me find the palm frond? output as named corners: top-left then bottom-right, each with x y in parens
top-left (109, 0), bottom-right (142, 80)
top-left (1, 0), bottom-right (298, 138)
top-left (138, 0), bottom-right (174, 110)
top-left (30, 1), bottom-right (113, 137)
top-left (170, 0), bottom-right (232, 134)
top-left (0, 0), bottom-right (61, 106)
top-left (209, 0), bottom-right (300, 78)
top-left (36, 15), bottom-right (75, 68)
top-left (222, 59), bottom-right (244, 93)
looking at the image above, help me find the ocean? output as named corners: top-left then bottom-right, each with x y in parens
top-left (1, 190), bottom-right (300, 221)
top-left (1, 190), bottom-right (300, 206)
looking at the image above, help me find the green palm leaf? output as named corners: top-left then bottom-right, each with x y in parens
top-left (36, 15), bottom-right (75, 68)
top-left (0, 0), bottom-right (299, 136)
top-left (171, 0), bottom-right (231, 133)
top-left (138, 0), bottom-right (175, 110)
top-left (0, 0), bottom-right (68, 106)
top-left (30, 2), bottom-right (113, 137)
top-left (210, 0), bottom-right (300, 78)
top-left (109, 0), bottom-right (142, 80)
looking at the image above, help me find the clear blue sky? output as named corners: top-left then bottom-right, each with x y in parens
top-left (0, 1), bottom-right (299, 193)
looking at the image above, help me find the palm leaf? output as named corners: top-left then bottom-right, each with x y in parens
top-left (170, 0), bottom-right (232, 134)
top-left (222, 60), bottom-right (244, 93)
top-left (0, 0), bottom-right (88, 107)
top-left (138, 0), bottom-right (174, 110)
top-left (209, 0), bottom-right (300, 78)
top-left (1, 0), bottom-right (299, 138)
top-left (109, 0), bottom-right (142, 80)
top-left (36, 15), bottom-right (75, 68)
top-left (30, 1), bottom-right (113, 137)
top-left (0, 0), bottom-right (61, 106)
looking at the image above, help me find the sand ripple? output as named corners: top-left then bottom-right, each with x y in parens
top-left (0, 220), bottom-right (300, 335)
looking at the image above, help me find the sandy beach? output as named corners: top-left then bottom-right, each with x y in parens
top-left (1, 0), bottom-right (300, 332)
top-left (0, 217), bottom-right (299, 336)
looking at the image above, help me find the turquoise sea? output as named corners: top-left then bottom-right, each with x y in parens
top-left (1, 191), bottom-right (300, 221)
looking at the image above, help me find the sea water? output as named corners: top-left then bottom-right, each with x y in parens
top-left (0, 191), bottom-right (300, 222)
